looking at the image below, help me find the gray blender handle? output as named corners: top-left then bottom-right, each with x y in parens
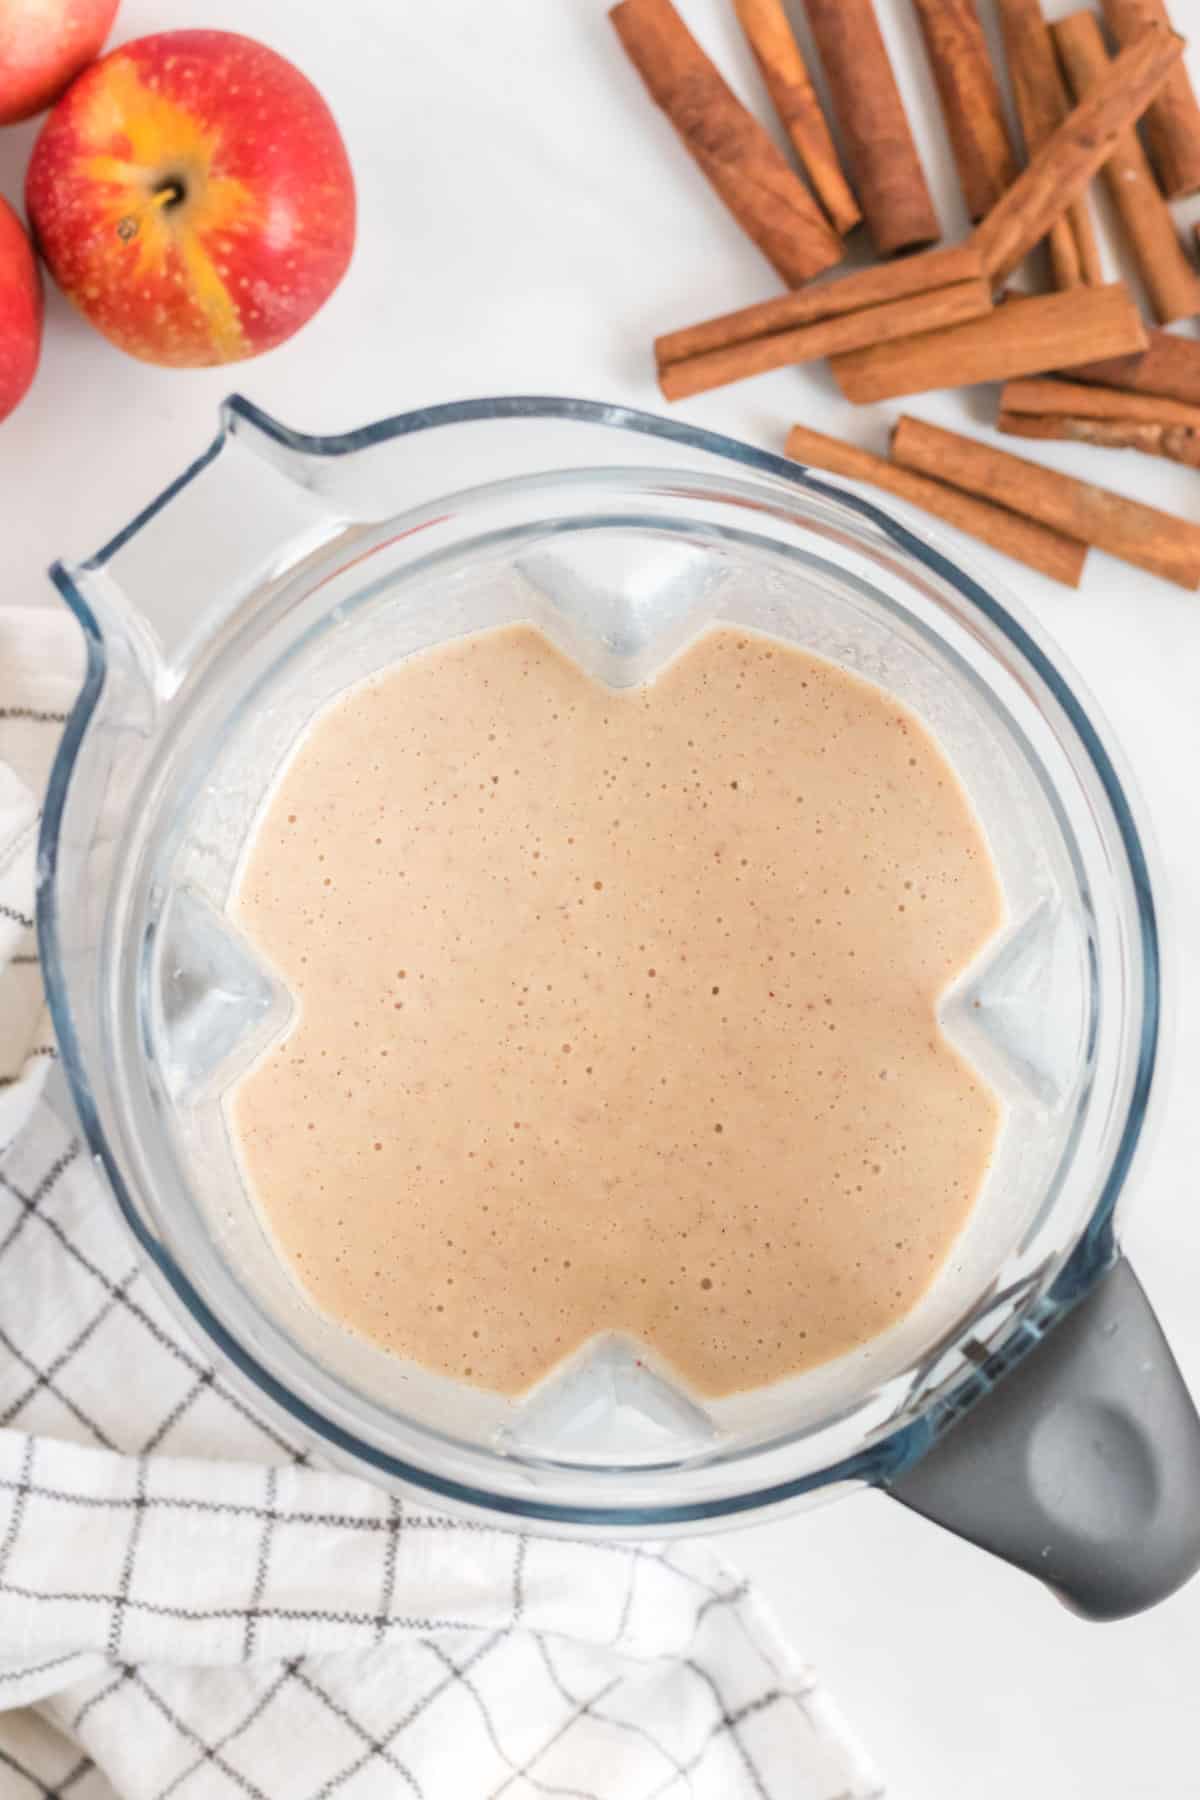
top-left (888, 1258), bottom-right (1200, 1620)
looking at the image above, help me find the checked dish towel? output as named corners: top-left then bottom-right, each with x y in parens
top-left (0, 605), bottom-right (882, 1799)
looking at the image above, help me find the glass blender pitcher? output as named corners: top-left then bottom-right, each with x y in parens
top-left (40, 396), bottom-right (1200, 1620)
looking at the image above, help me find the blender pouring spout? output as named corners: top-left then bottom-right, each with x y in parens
top-left (52, 397), bottom-right (352, 698)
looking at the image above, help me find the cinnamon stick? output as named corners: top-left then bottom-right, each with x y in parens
top-left (911, 0), bottom-right (1019, 221)
top-left (784, 422), bottom-right (1086, 585)
top-left (829, 284), bottom-right (1147, 404)
top-left (1070, 329), bottom-right (1200, 406)
top-left (972, 20), bottom-right (1185, 284)
top-left (1001, 375), bottom-right (1200, 427)
top-left (1054, 11), bottom-right (1200, 325)
top-left (732, 0), bottom-right (860, 234)
top-left (655, 241), bottom-right (984, 368)
top-left (610, 0), bottom-right (843, 285)
top-left (996, 413), bottom-right (1200, 465)
top-left (659, 278), bottom-right (991, 400)
top-left (800, 0), bottom-right (939, 255)
top-left (994, 0), bottom-right (1103, 288)
top-left (1102, 0), bottom-right (1200, 199)
top-left (892, 414), bottom-right (1200, 587)
top-left (997, 376), bottom-right (1200, 466)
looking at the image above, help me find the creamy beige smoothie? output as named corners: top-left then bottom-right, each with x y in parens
top-left (229, 623), bottom-right (1003, 1398)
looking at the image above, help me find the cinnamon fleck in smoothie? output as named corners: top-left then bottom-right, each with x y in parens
top-left (229, 624), bottom-right (1003, 1397)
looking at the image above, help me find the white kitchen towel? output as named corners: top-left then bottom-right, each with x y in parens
top-left (0, 603), bottom-right (882, 1800)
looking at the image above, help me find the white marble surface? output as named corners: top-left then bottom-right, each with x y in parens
top-left (2, 0), bottom-right (1199, 1794)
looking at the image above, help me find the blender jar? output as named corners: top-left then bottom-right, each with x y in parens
top-left (39, 396), bottom-right (1200, 1620)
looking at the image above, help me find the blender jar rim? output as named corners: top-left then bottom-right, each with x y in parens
top-left (36, 394), bottom-right (1162, 1528)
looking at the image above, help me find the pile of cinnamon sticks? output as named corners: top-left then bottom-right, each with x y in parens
top-left (611, 0), bottom-right (1200, 590)
top-left (787, 415), bottom-right (1200, 589)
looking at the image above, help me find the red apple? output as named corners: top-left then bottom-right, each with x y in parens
top-left (0, 197), bottom-right (42, 423)
top-left (25, 30), bottom-right (355, 367)
top-left (0, 0), bottom-right (120, 126)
